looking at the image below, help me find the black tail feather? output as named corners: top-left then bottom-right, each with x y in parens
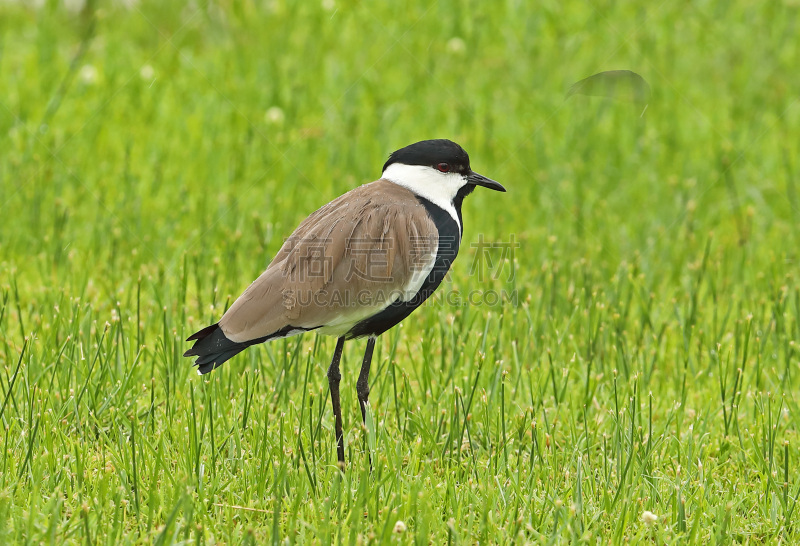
top-left (186, 323), bottom-right (220, 342)
top-left (184, 323), bottom-right (250, 374)
top-left (196, 348), bottom-right (244, 374)
top-left (184, 323), bottom-right (315, 374)
top-left (183, 323), bottom-right (228, 357)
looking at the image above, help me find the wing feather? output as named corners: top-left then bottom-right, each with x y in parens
top-left (219, 180), bottom-right (438, 343)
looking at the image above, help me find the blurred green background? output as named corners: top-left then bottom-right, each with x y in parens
top-left (1, 0), bottom-right (799, 543)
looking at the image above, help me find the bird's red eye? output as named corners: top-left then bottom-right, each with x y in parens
top-left (436, 163), bottom-right (451, 173)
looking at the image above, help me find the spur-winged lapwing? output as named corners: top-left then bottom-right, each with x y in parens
top-left (184, 139), bottom-right (505, 466)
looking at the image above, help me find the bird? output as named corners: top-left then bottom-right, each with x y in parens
top-left (184, 139), bottom-right (505, 466)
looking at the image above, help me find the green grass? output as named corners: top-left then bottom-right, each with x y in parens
top-left (1, 0), bottom-right (800, 543)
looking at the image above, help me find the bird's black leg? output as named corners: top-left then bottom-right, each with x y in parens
top-left (357, 336), bottom-right (376, 468)
top-left (327, 336), bottom-right (346, 468)
top-left (357, 336), bottom-right (376, 425)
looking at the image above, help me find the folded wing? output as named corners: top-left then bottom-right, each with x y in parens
top-left (219, 180), bottom-right (438, 343)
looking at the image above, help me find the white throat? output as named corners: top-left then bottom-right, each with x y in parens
top-left (381, 163), bottom-right (465, 229)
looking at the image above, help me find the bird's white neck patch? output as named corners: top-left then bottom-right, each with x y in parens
top-left (381, 163), bottom-right (465, 229)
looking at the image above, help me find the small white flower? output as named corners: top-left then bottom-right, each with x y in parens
top-left (393, 520), bottom-right (407, 533)
top-left (79, 64), bottom-right (98, 85)
top-left (642, 511), bottom-right (658, 525)
top-left (140, 64), bottom-right (155, 80)
top-left (265, 106), bottom-right (285, 125)
top-left (446, 37), bottom-right (466, 54)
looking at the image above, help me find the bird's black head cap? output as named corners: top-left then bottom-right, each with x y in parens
top-left (383, 139), bottom-right (471, 174)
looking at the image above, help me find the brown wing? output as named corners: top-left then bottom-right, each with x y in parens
top-left (219, 180), bottom-right (438, 343)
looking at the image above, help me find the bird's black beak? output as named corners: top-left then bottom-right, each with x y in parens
top-left (467, 171), bottom-right (506, 192)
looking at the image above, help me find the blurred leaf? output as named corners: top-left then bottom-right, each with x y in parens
top-left (566, 70), bottom-right (651, 104)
